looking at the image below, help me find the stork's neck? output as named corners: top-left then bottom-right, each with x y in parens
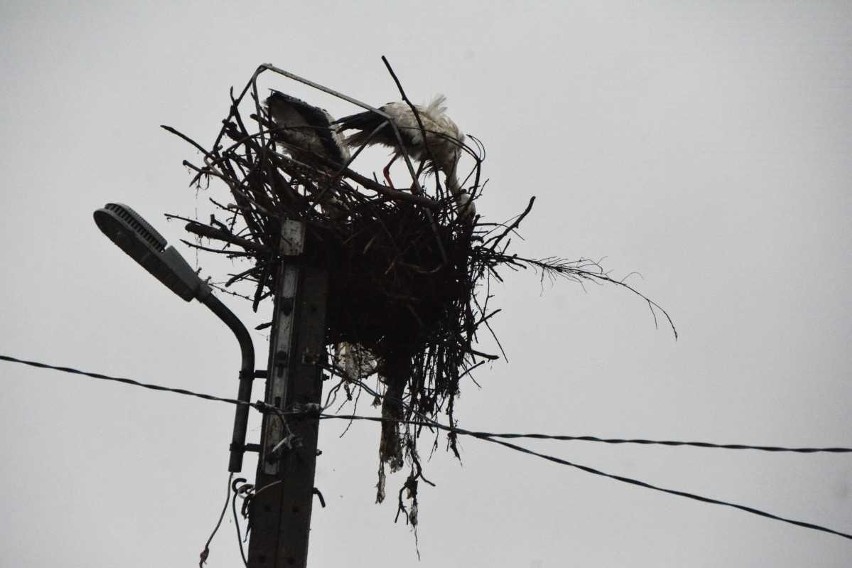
top-left (444, 166), bottom-right (461, 195)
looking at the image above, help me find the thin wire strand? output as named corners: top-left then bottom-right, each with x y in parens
top-left (326, 375), bottom-right (852, 454)
top-left (7, 352), bottom-right (845, 453)
top-left (476, 431), bottom-right (852, 541)
top-left (231, 478), bottom-right (250, 568)
top-left (0, 353), bottom-right (268, 412)
top-left (4, 352), bottom-right (850, 454)
top-left (317, 413), bottom-right (852, 542)
top-left (415, 426), bottom-right (852, 453)
top-left (199, 472), bottom-right (233, 567)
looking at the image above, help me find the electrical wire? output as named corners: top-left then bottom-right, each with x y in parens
top-left (317, 413), bottom-right (852, 541)
top-left (327, 375), bottom-right (852, 454)
top-left (199, 472), bottom-right (233, 567)
top-left (441, 431), bottom-right (852, 453)
top-left (3, 353), bottom-right (851, 542)
top-left (231, 477), bottom-right (250, 567)
top-left (481, 433), bottom-right (852, 541)
top-left (0, 353), bottom-right (281, 415)
top-left (5, 353), bottom-right (846, 454)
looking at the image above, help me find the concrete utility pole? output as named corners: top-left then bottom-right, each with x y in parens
top-left (248, 220), bottom-right (329, 568)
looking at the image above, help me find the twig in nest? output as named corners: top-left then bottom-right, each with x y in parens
top-left (183, 220), bottom-right (271, 255)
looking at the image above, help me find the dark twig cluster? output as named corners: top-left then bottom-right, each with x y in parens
top-left (162, 63), bottom-right (676, 524)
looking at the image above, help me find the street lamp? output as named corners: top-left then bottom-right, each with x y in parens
top-left (94, 202), bottom-right (255, 472)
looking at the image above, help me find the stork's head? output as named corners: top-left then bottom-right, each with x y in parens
top-left (419, 95), bottom-right (465, 184)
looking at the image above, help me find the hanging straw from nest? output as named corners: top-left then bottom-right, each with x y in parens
top-left (162, 61), bottom-right (676, 524)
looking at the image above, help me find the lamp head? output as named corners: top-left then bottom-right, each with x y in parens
top-left (94, 203), bottom-right (207, 302)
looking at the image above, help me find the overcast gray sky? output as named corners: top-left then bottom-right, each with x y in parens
top-left (1, 2), bottom-right (850, 566)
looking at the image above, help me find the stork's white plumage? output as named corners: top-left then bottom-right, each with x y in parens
top-left (337, 96), bottom-right (475, 219)
top-left (265, 90), bottom-right (349, 167)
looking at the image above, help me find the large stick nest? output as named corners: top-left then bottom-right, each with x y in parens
top-left (164, 63), bottom-right (676, 523)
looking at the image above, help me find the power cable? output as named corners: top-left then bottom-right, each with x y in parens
top-left (6, 353), bottom-right (846, 454)
top-left (318, 412), bottom-right (852, 541)
top-left (0, 353), bottom-right (280, 415)
top-left (443, 431), bottom-right (852, 453)
top-left (3, 353), bottom-right (851, 542)
top-left (199, 472), bottom-right (233, 567)
top-left (231, 477), bottom-right (250, 567)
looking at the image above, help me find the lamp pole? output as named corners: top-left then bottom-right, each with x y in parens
top-left (95, 205), bottom-right (329, 566)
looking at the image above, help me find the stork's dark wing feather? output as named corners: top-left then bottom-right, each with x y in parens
top-left (265, 90), bottom-right (348, 166)
top-left (336, 108), bottom-right (400, 150)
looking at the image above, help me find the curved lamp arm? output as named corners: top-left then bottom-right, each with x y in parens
top-left (94, 203), bottom-right (255, 472)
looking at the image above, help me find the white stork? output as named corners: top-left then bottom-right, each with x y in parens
top-left (265, 89), bottom-right (349, 167)
top-left (336, 95), bottom-right (476, 219)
